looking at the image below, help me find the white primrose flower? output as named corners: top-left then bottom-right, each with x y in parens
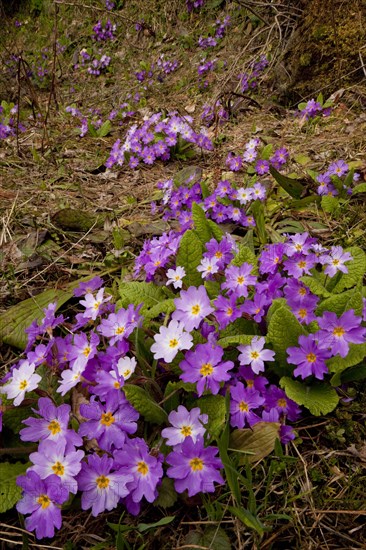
top-left (1, 361), bottom-right (41, 406)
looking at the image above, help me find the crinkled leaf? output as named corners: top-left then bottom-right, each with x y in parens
top-left (207, 219), bottom-right (224, 241)
top-left (266, 298), bottom-right (287, 323)
top-left (97, 119), bottom-right (112, 137)
top-left (231, 244), bottom-right (258, 273)
top-left (119, 282), bottom-right (165, 313)
top-left (316, 289), bottom-right (363, 317)
top-left (219, 318), bottom-right (256, 339)
top-left (352, 183), bottom-right (366, 195)
top-left (327, 343), bottom-right (366, 377)
top-left (0, 285), bottom-right (79, 349)
top-left (174, 165), bottom-right (202, 187)
top-left (270, 166), bottom-right (304, 199)
top-left (330, 247), bottom-right (366, 294)
top-left (251, 200), bottom-right (267, 244)
top-left (198, 394), bottom-right (226, 439)
top-left (300, 275), bottom-right (331, 298)
top-left (218, 334), bottom-right (257, 348)
top-left (144, 299), bottom-right (176, 320)
top-left (230, 422), bottom-right (280, 464)
top-left (154, 478), bottom-right (178, 508)
top-left (267, 306), bottom-right (308, 372)
top-left (280, 377), bottom-right (339, 415)
top-left (192, 202), bottom-right (212, 244)
top-left (321, 195), bottom-right (339, 214)
top-left (184, 527), bottom-right (231, 550)
top-left (123, 385), bottom-right (167, 424)
top-left (176, 230), bottom-right (204, 287)
top-left (0, 462), bottom-right (30, 513)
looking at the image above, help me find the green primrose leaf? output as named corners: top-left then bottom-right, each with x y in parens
top-left (123, 385), bottom-right (167, 424)
top-left (267, 305), bottom-right (308, 374)
top-left (251, 200), bottom-right (268, 244)
top-left (144, 299), bottom-right (176, 320)
top-left (270, 166), bottom-right (304, 199)
top-left (316, 289), bottom-right (364, 317)
top-left (197, 394), bottom-right (226, 440)
top-left (176, 230), bottom-right (204, 287)
top-left (228, 506), bottom-right (265, 537)
top-left (231, 243), bottom-right (258, 273)
top-left (280, 377), bottom-right (339, 415)
top-left (118, 282), bottom-right (165, 313)
top-left (300, 275), bottom-right (331, 298)
top-left (327, 343), bottom-right (366, 377)
top-left (154, 478), bottom-right (178, 508)
top-left (0, 285), bottom-right (78, 349)
top-left (137, 516), bottom-right (175, 533)
top-left (184, 527), bottom-right (231, 550)
top-left (191, 202), bottom-right (213, 244)
top-left (218, 334), bottom-right (256, 348)
top-left (0, 462), bottom-right (30, 513)
top-left (330, 247), bottom-right (366, 294)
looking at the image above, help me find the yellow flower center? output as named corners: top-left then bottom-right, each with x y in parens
top-left (100, 412), bottom-right (115, 426)
top-left (333, 326), bottom-right (345, 337)
top-left (277, 398), bottom-right (287, 408)
top-left (37, 494), bottom-right (51, 509)
top-left (137, 461), bottom-right (149, 476)
top-left (154, 260), bottom-right (161, 266)
top-left (226, 307), bottom-right (233, 317)
top-left (52, 461), bottom-right (65, 476)
top-left (246, 379), bottom-right (254, 388)
top-left (250, 351), bottom-right (259, 360)
top-left (306, 353), bottom-right (317, 363)
top-left (332, 259), bottom-right (340, 265)
top-left (200, 363), bottom-right (213, 376)
top-left (295, 244), bottom-right (302, 251)
top-left (298, 308), bottom-right (307, 319)
top-left (175, 275), bottom-right (181, 281)
top-left (215, 251), bottom-right (223, 259)
top-left (189, 457), bottom-right (204, 471)
top-left (237, 276), bottom-right (245, 285)
top-left (191, 304), bottom-right (201, 316)
top-left (169, 338), bottom-right (179, 348)
top-left (239, 401), bottom-right (249, 412)
top-left (19, 380), bottom-right (28, 390)
top-left (115, 326), bottom-right (125, 335)
top-left (93, 301), bottom-right (101, 310)
top-left (48, 420), bottom-right (61, 435)
top-left (180, 425), bottom-right (192, 437)
top-left (96, 475), bottom-right (110, 489)
top-left (114, 381), bottom-right (121, 389)
top-left (274, 257), bottom-right (280, 263)
top-left (298, 261), bottom-right (307, 269)
top-left (123, 370), bottom-right (131, 378)
top-left (83, 346), bottom-right (91, 357)
top-left (299, 287), bottom-right (307, 296)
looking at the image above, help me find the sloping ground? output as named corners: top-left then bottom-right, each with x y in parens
top-left (1, 1), bottom-right (366, 549)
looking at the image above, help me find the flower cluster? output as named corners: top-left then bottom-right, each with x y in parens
top-left (201, 100), bottom-right (229, 126)
top-left (198, 16), bottom-right (231, 49)
top-left (105, 112), bottom-right (213, 169)
top-left (298, 98), bottom-right (332, 120)
top-left (186, 0), bottom-right (205, 11)
top-left (92, 19), bottom-right (117, 42)
top-left (314, 159), bottom-right (360, 197)
top-left (74, 48), bottom-right (111, 76)
top-left (0, 102), bottom-right (25, 139)
top-left (226, 139), bottom-right (289, 173)
top-left (135, 55), bottom-right (179, 85)
top-left (66, 102), bottom-right (135, 137)
top-left (238, 55), bottom-right (268, 93)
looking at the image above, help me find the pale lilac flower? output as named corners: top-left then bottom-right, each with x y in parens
top-left (237, 336), bottom-right (275, 374)
top-left (221, 263), bottom-right (257, 297)
top-left (1, 361), bottom-right (41, 406)
top-left (77, 453), bottom-right (133, 516)
top-left (287, 334), bottom-right (332, 379)
top-left (16, 471), bottom-right (69, 539)
top-left (151, 320), bottom-right (193, 363)
top-left (166, 266), bottom-right (186, 289)
top-left (166, 437), bottom-right (223, 497)
top-left (320, 246), bottom-right (353, 277)
top-left (172, 286), bottom-right (214, 332)
top-left (161, 405), bottom-right (208, 447)
top-left (197, 256), bottom-right (219, 278)
top-left (317, 310), bottom-right (366, 358)
top-left (79, 288), bottom-right (111, 320)
top-left (28, 439), bottom-right (84, 494)
top-left (230, 383), bottom-right (265, 428)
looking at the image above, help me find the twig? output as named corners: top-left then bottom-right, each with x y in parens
top-left (54, 0), bottom-right (135, 24)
